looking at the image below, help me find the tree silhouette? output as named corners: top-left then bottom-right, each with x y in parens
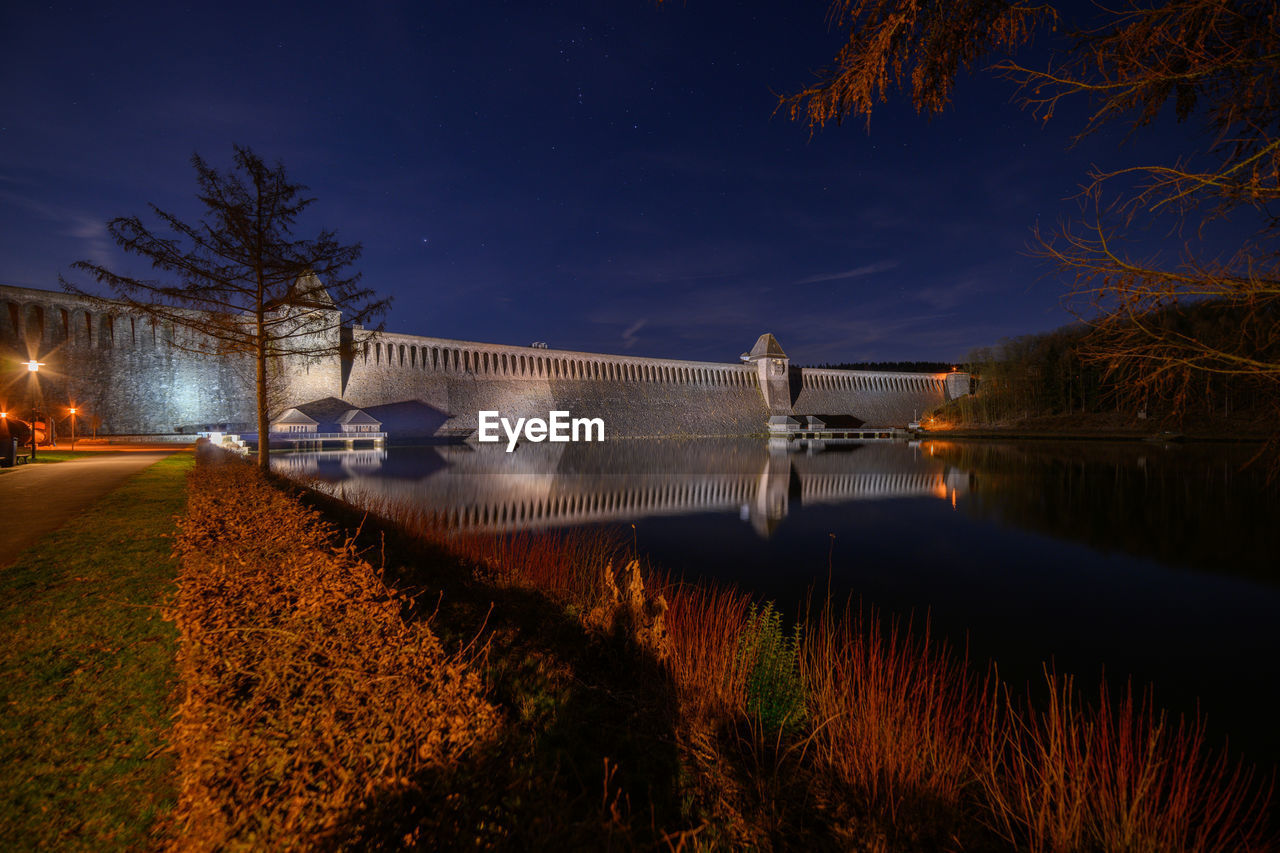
top-left (63, 145), bottom-right (388, 467)
top-left (780, 0), bottom-right (1280, 422)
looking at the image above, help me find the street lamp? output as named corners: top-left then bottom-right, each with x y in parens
top-left (69, 407), bottom-right (77, 451)
top-left (22, 359), bottom-right (44, 461)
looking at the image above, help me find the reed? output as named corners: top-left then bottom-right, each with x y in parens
top-left (655, 573), bottom-right (755, 713)
top-left (801, 598), bottom-right (988, 821)
top-left (980, 670), bottom-right (1274, 853)
top-left (980, 671), bottom-right (1092, 852)
top-left (355, 491), bottom-right (623, 609)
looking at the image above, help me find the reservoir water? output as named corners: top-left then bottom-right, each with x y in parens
top-left (275, 437), bottom-right (1280, 770)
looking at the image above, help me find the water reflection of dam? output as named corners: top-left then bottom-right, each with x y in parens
top-left (275, 439), bottom-right (968, 538)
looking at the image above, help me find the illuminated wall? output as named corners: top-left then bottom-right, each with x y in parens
top-left (1, 283), bottom-right (966, 436)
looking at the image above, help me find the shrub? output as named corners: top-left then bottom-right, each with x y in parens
top-left (169, 449), bottom-right (498, 848)
top-left (736, 602), bottom-right (806, 733)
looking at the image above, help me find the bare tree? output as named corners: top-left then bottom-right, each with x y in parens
top-left (780, 0), bottom-right (1280, 422)
top-left (62, 145), bottom-right (388, 467)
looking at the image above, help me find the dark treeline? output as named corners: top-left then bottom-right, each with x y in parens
top-left (943, 304), bottom-right (1278, 426)
top-left (812, 360), bottom-right (955, 373)
top-left (954, 325), bottom-right (1105, 423)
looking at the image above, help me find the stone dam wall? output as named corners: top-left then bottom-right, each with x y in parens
top-left (1, 285), bottom-right (257, 434)
top-left (341, 330), bottom-right (771, 437)
top-left (342, 330), bottom-right (961, 438)
top-left (2, 284), bottom-right (968, 438)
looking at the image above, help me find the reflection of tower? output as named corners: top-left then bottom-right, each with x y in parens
top-left (749, 446), bottom-right (793, 537)
top-left (944, 466), bottom-right (970, 498)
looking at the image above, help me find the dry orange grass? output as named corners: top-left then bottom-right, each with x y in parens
top-left (456, 527), bottom-right (621, 607)
top-left (657, 576), bottom-right (755, 714)
top-left (170, 450), bottom-right (498, 849)
top-left (802, 599), bottom-right (989, 821)
top-left (981, 671), bottom-right (1274, 853)
top-left (359, 492), bottom-right (622, 607)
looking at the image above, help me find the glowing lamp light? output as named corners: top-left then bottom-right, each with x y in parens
top-left (24, 359), bottom-right (44, 372)
top-left (69, 408), bottom-right (77, 415)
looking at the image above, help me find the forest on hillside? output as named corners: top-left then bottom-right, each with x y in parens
top-left (941, 303), bottom-right (1278, 427)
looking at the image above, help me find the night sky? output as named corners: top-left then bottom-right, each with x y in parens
top-left (1, 1), bottom-right (1202, 365)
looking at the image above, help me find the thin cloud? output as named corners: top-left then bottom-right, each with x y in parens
top-left (793, 260), bottom-right (897, 286)
top-left (66, 216), bottom-right (112, 266)
top-left (621, 318), bottom-right (646, 349)
top-left (0, 188), bottom-right (113, 267)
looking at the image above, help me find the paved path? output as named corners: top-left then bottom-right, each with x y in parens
top-left (0, 453), bottom-right (177, 569)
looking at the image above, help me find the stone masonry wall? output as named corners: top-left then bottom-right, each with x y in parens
top-left (2, 284), bottom-right (964, 437)
top-left (340, 329), bottom-right (768, 437)
top-left (792, 367), bottom-right (956, 427)
top-left (1, 285), bottom-right (256, 434)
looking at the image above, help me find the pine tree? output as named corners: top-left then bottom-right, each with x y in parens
top-left (63, 145), bottom-right (388, 467)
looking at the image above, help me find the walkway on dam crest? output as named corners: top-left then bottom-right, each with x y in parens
top-left (0, 452), bottom-right (178, 569)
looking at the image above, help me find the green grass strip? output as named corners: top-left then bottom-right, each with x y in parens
top-left (0, 450), bottom-right (130, 473)
top-left (0, 453), bottom-right (193, 850)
